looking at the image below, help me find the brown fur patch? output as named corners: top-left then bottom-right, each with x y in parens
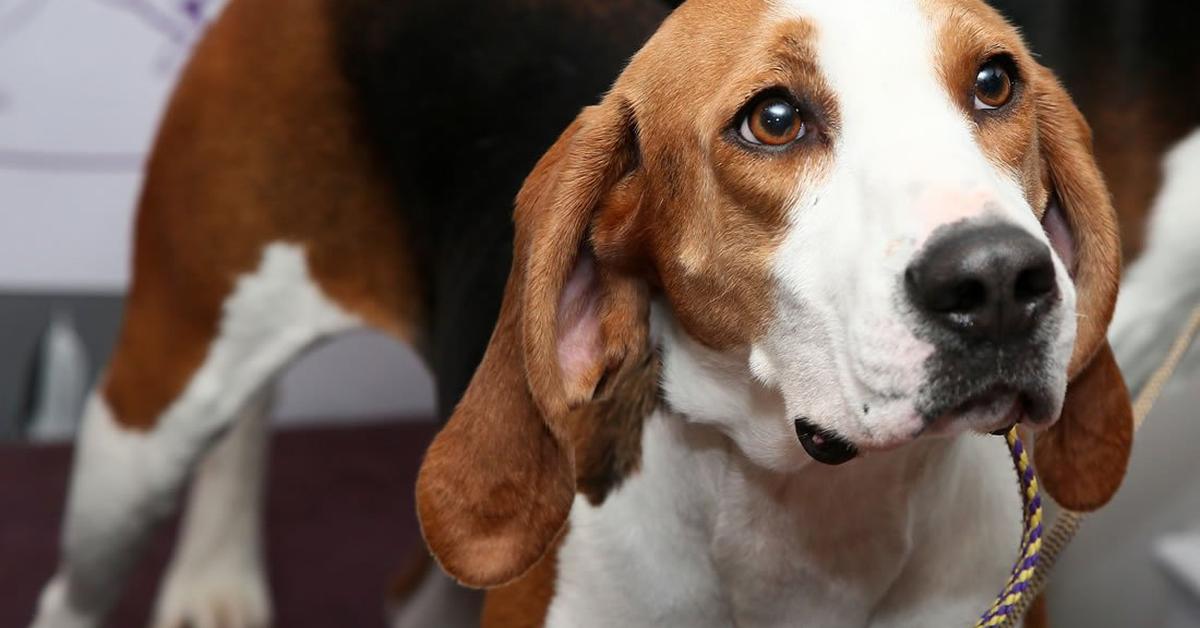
top-left (104, 0), bottom-right (423, 429)
top-left (473, 331), bottom-right (661, 622)
top-left (572, 352), bottom-right (661, 505)
top-left (481, 528), bottom-right (565, 628)
top-left (417, 103), bottom-right (650, 588)
top-left (1035, 343), bottom-right (1133, 512)
top-left (617, 3), bottom-right (837, 351)
top-left (416, 276), bottom-right (577, 588)
top-left (1025, 594), bottom-right (1050, 628)
top-left (928, 0), bottom-right (1046, 209)
top-left (1030, 65), bottom-right (1123, 377)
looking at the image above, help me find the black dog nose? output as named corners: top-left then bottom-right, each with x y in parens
top-left (905, 223), bottom-right (1057, 342)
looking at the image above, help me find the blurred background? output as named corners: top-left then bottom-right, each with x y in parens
top-left (1, 2), bottom-right (438, 624)
top-left (1, 0), bottom-right (1199, 627)
top-left (0, 0), bottom-right (435, 440)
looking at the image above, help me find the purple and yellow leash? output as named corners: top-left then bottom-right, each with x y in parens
top-left (977, 305), bottom-right (1200, 627)
top-left (975, 427), bottom-right (1043, 628)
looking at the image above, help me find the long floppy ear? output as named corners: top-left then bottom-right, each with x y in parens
top-left (415, 99), bottom-right (649, 587)
top-left (1030, 67), bottom-right (1133, 512)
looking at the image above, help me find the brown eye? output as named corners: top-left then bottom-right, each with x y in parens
top-left (739, 96), bottom-right (805, 147)
top-left (974, 58), bottom-right (1014, 110)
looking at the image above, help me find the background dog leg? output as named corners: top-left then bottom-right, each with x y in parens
top-left (152, 387), bottom-right (273, 628)
top-left (31, 387), bottom-right (251, 628)
top-left (31, 391), bottom-right (170, 628)
top-left (31, 243), bottom-right (357, 628)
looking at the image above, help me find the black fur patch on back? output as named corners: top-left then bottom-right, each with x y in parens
top-left (330, 0), bottom-right (667, 416)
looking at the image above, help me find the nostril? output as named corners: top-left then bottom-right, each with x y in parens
top-left (906, 266), bottom-right (990, 315)
top-left (1013, 260), bottom-right (1055, 304)
top-left (943, 278), bottom-right (988, 314)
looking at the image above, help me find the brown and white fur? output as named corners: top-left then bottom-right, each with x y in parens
top-left (421, 1), bottom-right (1136, 626)
top-left (35, 0), bottom-right (1200, 625)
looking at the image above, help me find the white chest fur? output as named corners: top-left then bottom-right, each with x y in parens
top-left (546, 317), bottom-right (1023, 628)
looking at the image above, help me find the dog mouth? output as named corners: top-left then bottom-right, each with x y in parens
top-left (794, 385), bottom-right (1041, 466)
top-left (928, 384), bottom-right (1043, 437)
top-left (794, 418), bottom-right (859, 465)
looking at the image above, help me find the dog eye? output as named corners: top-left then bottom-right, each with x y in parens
top-left (974, 57), bottom-right (1015, 110)
top-left (739, 96), bottom-right (806, 147)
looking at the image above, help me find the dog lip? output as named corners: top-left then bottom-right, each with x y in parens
top-left (936, 387), bottom-right (1031, 435)
top-left (794, 418), bottom-right (859, 465)
top-left (948, 384), bottom-right (1016, 417)
top-left (989, 398), bottom-right (1026, 435)
top-left (918, 383), bottom-right (1044, 439)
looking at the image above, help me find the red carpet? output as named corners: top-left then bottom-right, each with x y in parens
top-left (0, 421), bottom-right (438, 627)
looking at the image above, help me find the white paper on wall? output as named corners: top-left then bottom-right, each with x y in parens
top-left (0, 0), bottom-right (225, 292)
top-left (0, 0), bottom-right (438, 423)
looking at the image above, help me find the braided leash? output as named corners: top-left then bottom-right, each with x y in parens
top-left (980, 305), bottom-right (1200, 627)
top-left (975, 428), bottom-right (1044, 627)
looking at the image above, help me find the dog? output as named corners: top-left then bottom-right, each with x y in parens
top-left (418, 0), bottom-right (1137, 625)
top-left (35, 0), bottom-right (1200, 625)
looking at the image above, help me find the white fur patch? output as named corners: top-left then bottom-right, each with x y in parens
top-left (158, 242), bottom-right (359, 442)
top-left (31, 575), bottom-right (93, 628)
top-left (747, 0), bottom-right (1077, 450)
top-left (152, 390), bottom-right (273, 628)
top-left (548, 307), bottom-right (1021, 626)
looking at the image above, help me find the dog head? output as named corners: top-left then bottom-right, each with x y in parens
top-left (417, 0), bottom-right (1131, 587)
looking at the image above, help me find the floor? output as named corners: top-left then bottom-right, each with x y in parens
top-left (0, 420), bottom-right (438, 627)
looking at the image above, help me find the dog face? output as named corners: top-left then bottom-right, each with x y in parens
top-left (638, 0), bottom-right (1096, 468)
top-left (417, 0), bottom-right (1131, 588)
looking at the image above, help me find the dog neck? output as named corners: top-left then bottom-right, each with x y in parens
top-left (547, 304), bottom-right (1021, 627)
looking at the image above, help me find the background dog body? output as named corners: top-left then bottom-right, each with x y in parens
top-left (30, 0), bottom-right (667, 626)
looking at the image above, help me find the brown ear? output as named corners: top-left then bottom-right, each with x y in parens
top-left (1030, 67), bottom-right (1133, 511)
top-left (415, 100), bottom-right (648, 587)
top-left (1035, 343), bottom-right (1133, 511)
